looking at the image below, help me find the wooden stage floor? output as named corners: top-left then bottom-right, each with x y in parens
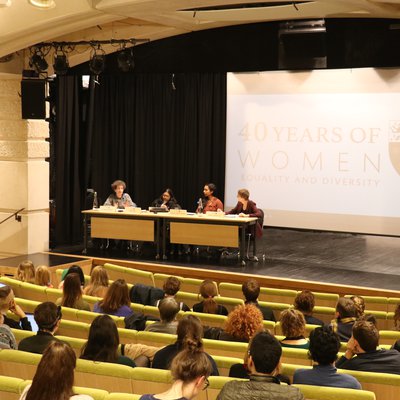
top-left (38, 228), bottom-right (400, 292)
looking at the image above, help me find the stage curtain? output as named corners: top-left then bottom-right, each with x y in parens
top-left (54, 76), bottom-right (86, 244)
top-left (53, 73), bottom-right (226, 245)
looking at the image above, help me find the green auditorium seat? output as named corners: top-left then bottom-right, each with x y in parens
top-left (180, 277), bottom-right (212, 294)
top-left (310, 291), bottom-right (340, 308)
top-left (180, 311), bottom-right (227, 329)
top-left (0, 375), bottom-right (24, 400)
top-left (0, 276), bottom-right (22, 296)
top-left (207, 376), bottom-right (246, 400)
top-left (45, 287), bottom-right (63, 303)
top-left (76, 309), bottom-right (125, 328)
top-left (203, 338), bottom-right (248, 359)
top-left (0, 349), bottom-right (41, 379)
top-left (18, 282), bottom-right (47, 303)
top-left (131, 367), bottom-right (172, 395)
top-left (387, 298), bottom-right (400, 313)
top-left (174, 291), bottom-right (198, 308)
top-left (311, 306), bottom-right (336, 324)
top-left (293, 384), bottom-right (376, 400)
top-left (378, 329), bottom-right (400, 345)
top-left (153, 273), bottom-right (183, 289)
top-left (136, 331), bottom-right (176, 347)
top-left (117, 328), bottom-right (138, 345)
top-left (106, 394), bottom-right (141, 400)
top-left (11, 328), bottom-right (35, 344)
top-left (56, 319), bottom-right (90, 339)
top-left (259, 287), bottom-right (298, 304)
top-left (215, 296), bottom-right (244, 313)
top-left (75, 358), bottom-right (135, 393)
top-left (212, 355), bottom-right (244, 376)
top-left (258, 300), bottom-right (290, 321)
top-left (103, 263), bottom-right (155, 287)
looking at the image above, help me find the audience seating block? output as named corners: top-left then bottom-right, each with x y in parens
top-left (103, 263), bottom-right (155, 287)
top-left (293, 384), bottom-right (376, 400)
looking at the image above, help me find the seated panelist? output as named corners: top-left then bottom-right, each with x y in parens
top-left (151, 188), bottom-right (181, 210)
top-left (226, 188), bottom-right (263, 237)
top-left (196, 183), bottom-right (223, 213)
top-left (104, 179), bottom-right (136, 209)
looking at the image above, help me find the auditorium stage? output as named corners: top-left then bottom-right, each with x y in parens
top-left (41, 228), bottom-right (400, 292)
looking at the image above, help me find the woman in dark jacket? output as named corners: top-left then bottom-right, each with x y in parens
top-left (226, 188), bottom-right (263, 238)
top-left (151, 188), bottom-right (180, 210)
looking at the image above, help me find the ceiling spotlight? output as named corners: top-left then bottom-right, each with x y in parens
top-left (89, 48), bottom-right (106, 76)
top-left (53, 53), bottom-right (69, 75)
top-left (28, 0), bottom-right (56, 9)
top-left (117, 48), bottom-right (134, 72)
top-left (30, 49), bottom-right (48, 73)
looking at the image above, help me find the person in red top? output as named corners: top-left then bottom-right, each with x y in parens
top-left (226, 188), bottom-right (263, 238)
top-left (197, 183), bottom-right (224, 213)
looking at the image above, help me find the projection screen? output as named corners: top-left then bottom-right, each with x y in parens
top-left (225, 69), bottom-right (400, 235)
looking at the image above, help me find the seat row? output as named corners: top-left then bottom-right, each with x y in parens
top-left (0, 354), bottom-right (379, 400)
top-left (100, 263), bottom-right (400, 313)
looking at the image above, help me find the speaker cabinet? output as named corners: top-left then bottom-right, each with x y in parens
top-left (21, 79), bottom-right (46, 119)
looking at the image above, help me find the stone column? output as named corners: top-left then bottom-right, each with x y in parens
top-left (0, 73), bottom-right (49, 257)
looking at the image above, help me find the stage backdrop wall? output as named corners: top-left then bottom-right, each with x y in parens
top-left (225, 68), bottom-right (400, 235)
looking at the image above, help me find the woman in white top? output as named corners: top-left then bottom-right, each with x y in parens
top-left (19, 341), bottom-right (93, 400)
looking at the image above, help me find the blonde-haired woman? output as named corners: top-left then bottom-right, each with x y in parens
top-left (16, 260), bottom-right (35, 283)
top-left (34, 265), bottom-right (53, 288)
top-left (83, 266), bottom-right (109, 298)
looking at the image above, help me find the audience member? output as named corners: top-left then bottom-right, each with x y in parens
top-left (16, 260), bottom-right (35, 283)
top-left (242, 279), bottom-right (275, 321)
top-left (19, 341), bottom-right (93, 400)
top-left (294, 290), bottom-right (324, 326)
top-left (293, 326), bottom-right (361, 389)
top-left (329, 297), bottom-right (357, 342)
top-left (336, 320), bottom-right (400, 374)
top-left (152, 314), bottom-right (219, 375)
top-left (217, 331), bottom-right (304, 400)
top-left (145, 297), bottom-right (180, 334)
top-left (154, 276), bottom-right (190, 311)
top-left (279, 309), bottom-right (309, 349)
top-left (193, 280), bottom-right (228, 316)
top-left (56, 273), bottom-right (90, 311)
top-left (0, 285), bottom-right (31, 330)
top-left (93, 279), bottom-right (133, 317)
top-left (80, 314), bottom-right (136, 367)
top-left (34, 265), bottom-right (53, 287)
top-left (350, 295), bottom-right (366, 318)
top-left (83, 266), bottom-right (109, 298)
top-left (58, 265), bottom-right (85, 289)
top-left (141, 337), bottom-right (213, 400)
top-left (19, 302), bottom-right (63, 354)
top-left (0, 314), bottom-right (17, 349)
top-left (215, 304), bottom-right (263, 342)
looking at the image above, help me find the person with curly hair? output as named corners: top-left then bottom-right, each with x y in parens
top-left (293, 326), bottom-right (361, 389)
top-left (294, 290), bottom-right (323, 326)
top-left (350, 295), bottom-right (366, 318)
top-left (220, 304), bottom-right (264, 342)
top-left (279, 309), bottom-right (309, 349)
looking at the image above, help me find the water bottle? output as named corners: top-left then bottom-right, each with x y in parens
top-left (197, 198), bottom-right (203, 213)
top-left (93, 192), bottom-right (99, 209)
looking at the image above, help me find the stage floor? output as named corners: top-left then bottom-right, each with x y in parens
top-left (49, 228), bottom-right (400, 291)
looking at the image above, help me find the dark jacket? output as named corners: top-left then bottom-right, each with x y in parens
top-left (245, 300), bottom-right (275, 322)
top-left (226, 200), bottom-right (263, 238)
top-left (216, 374), bottom-right (304, 400)
top-left (304, 314), bottom-right (324, 326)
top-left (193, 301), bottom-right (228, 316)
top-left (336, 349), bottom-right (400, 374)
top-left (3, 315), bottom-right (31, 331)
top-left (18, 331), bottom-right (62, 354)
top-left (130, 284), bottom-right (164, 306)
top-left (329, 317), bottom-right (356, 342)
top-left (151, 198), bottom-right (181, 210)
top-left (152, 342), bottom-right (219, 376)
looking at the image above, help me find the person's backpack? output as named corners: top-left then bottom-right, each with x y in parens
top-left (124, 311), bottom-right (147, 331)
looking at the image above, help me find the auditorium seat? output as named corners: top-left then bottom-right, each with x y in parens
top-left (18, 282), bottom-right (47, 303)
top-left (76, 309), bottom-right (125, 328)
top-left (203, 337), bottom-right (247, 358)
top-left (0, 375), bottom-right (24, 400)
top-left (136, 331), bottom-right (176, 347)
top-left (116, 328), bottom-right (138, 345)
top-left (45, 287), bottom-right (63, 303)
top-left (259, 287), bottom-right (298, 304)
top-left (103, 263), bottom-right (155, 287)
top-left (212, 355), bottom-right (243, 376)
top-left (179, 311), bottom-right (227, 328)
top-left (106, 394), bottom-right (141, 400)
top-left (262, 320), bottom-right (276, 332)
top-left (387, 298), bottom-right (400, 313)
top-left (378, 330), bottom-right (400, 345)
top-left (311, 291), bottom-right (340, 308)
top-left (258, 300), bottom-right (291, 320)
top-left (180, 277), bottom-right (211, 294)
top-left (364, 310), bottom-right (388, 330)
top-left (345, 294), bottom-right (389, 312)
top-left (131, 367), bottom-right (172, 395)
top-left (175, 291), bottom-right (199, 308)
top-left (153, 273), bottom-right (184, 289)
top-left (311, 306), bottom-right (336, 324)
top-left (56, 319), bottom-right (90, 339)
top-left (0, 276), bottom-right (21, 295)
top-left (293, 384), bottom-right (376, 400)
top-left (0, 349), bottom-right (40, 379)
top-left (215, 296), bottom-right (244, 313)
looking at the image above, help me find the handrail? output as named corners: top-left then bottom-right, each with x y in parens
top-left (0, 208), bottom-right (24, 225)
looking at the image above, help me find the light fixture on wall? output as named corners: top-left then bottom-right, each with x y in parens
top-left (28, 0), bottom-right (55, 8)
